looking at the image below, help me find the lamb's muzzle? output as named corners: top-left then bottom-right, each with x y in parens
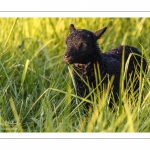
top-left (64, 54), bottom-right (71, 63)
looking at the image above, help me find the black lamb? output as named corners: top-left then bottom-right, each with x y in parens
top-left (64, 24), bottom-right (147, 108)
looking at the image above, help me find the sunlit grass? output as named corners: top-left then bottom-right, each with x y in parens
top-left (0, 18), bottom-right (150, 132)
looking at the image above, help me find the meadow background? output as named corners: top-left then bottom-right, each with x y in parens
top-left (0, 18), bottom-right (150, 132)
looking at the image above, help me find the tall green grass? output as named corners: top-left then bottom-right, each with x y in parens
top-left (0, 18), bottom-right (150, 132)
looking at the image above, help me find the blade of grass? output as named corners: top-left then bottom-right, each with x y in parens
top-left (9, 97), bottom-right (23, 132)
top-left (119, 47), bottom-right (125, 115)
top-left (4, 18), bottom-right (18, 49)
top-left (21, 59), bottom-right (30, 86)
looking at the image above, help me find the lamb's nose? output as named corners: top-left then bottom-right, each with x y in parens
top-left (64, 55), bottom-right (68, 58)
top-left (64, 53), bottom-right (70, 58)
top-left (64, 53), bottom-right (71, 63)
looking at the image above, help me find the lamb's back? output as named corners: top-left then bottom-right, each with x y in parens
top-left (102, 45), bottom-right (147, 74)
top-left (106, 45), bottom-right (142, 56)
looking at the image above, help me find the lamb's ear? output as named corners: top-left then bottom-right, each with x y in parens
top-left (69, 24), bottom-right (76, 33)
top-left (94, 27), bottom-right (107, 40)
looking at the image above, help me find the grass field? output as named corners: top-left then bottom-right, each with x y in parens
top-left (0, 18), bottom-right (150, 132)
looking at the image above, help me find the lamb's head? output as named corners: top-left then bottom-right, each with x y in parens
top-left (64, 24), bottom-right (107, 64)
